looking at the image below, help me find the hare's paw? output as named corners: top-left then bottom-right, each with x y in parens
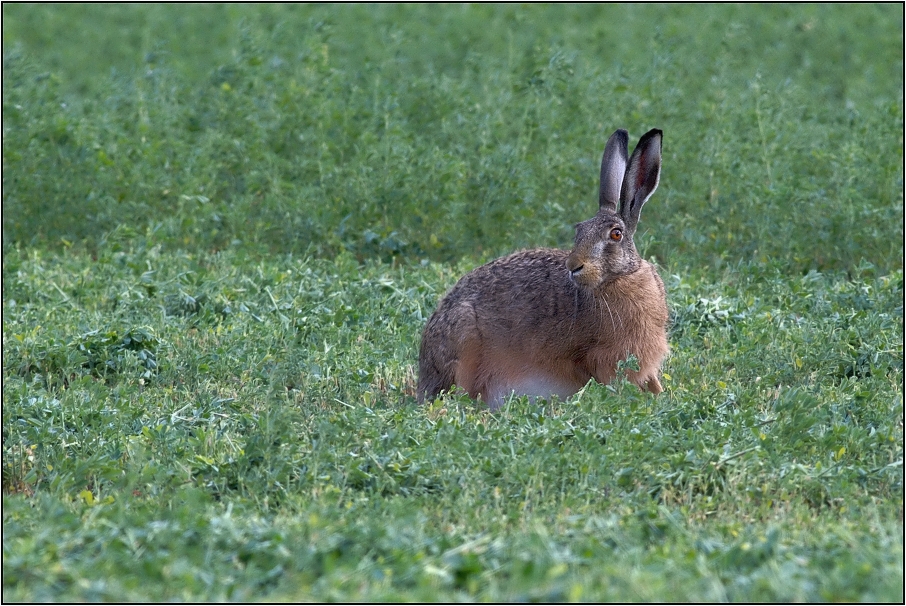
top-left (643, 376), bottom-right (663, 394)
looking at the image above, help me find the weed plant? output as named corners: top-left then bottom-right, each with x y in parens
top-left (3, 4), bottom-right (903, 602)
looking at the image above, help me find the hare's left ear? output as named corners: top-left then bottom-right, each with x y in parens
top-left (620, 128), bottom-right (662, 233)
top-left (599, 129), bottom-right (629, 213)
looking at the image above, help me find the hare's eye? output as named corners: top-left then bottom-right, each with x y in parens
top-left (609, 228), bottom-right (623, 242)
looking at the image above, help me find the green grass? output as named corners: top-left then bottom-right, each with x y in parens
top-left (3, 4), bottom-right (903, 602)
top-left (3, 4), bottom-right (903, 271)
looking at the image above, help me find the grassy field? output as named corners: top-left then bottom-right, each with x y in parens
top-left (3, 4), bottom-right (903, 602)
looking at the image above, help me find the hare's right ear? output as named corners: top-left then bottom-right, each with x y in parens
top-left (620, 128), bottom-right (662, 233)
top-left (599, 129), bottom-right (629, 213)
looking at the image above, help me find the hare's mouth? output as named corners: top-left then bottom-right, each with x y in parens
top-left (568, 266), bottom-right (600, 288)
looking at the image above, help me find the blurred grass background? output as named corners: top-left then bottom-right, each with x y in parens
top-left (3, 4), bottom-right (902, 272)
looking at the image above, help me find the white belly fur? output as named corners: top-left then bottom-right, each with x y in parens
top-left (485, 373), bottom-right (582, 410)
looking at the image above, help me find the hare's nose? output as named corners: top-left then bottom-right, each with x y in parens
top-left (566, 255), bottom-right (584, 277)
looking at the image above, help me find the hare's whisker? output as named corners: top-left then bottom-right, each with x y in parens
top-left (601, 294), bottom-right (623, 333)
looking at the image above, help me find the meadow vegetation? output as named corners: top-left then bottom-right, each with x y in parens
top-left (3, 4), bottom-right (903, 601)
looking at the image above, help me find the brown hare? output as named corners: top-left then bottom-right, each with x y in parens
top-left (417, 128), bottom-right (668, 409)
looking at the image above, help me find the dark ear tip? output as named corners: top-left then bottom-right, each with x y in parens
top-left (630, 129), bottom-right (662, 156)
top-left (606, 129), bottom-right (629, 148)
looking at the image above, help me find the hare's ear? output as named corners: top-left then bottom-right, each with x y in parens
top-left (620, 128), bottom-right (662, 233)
top-left (599, 129), bottom-right (629, 213)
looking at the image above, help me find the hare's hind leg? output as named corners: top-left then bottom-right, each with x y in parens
top-left (418, 301), bottom-right (488, 403)
top-left (416, 355), bottom-right (450, 403)
top-left (417, 328), bottom-right (457, 403)
top-left (451, 334), bottom-right (485, 401)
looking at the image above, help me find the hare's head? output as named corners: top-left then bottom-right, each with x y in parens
top-left (567, 128), bottom-right (662, 288)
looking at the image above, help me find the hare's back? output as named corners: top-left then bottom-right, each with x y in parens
top-left (422, 248), bottom-right (591, 406)
top-left (441, 248), bottom-right (574, 311)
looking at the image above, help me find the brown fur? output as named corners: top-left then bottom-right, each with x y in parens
top-left (417, 129), bottom-right (669, 408)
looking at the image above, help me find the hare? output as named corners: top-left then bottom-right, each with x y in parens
top-left (417, 128), bottom-right (669, 409)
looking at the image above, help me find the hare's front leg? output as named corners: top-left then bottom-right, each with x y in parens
top-left (589, 355), bottom-right (662, 395)
top-left (642, 375), bottom-right (663, 394)
top-left (624, 370), bottom-right (663, 394)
